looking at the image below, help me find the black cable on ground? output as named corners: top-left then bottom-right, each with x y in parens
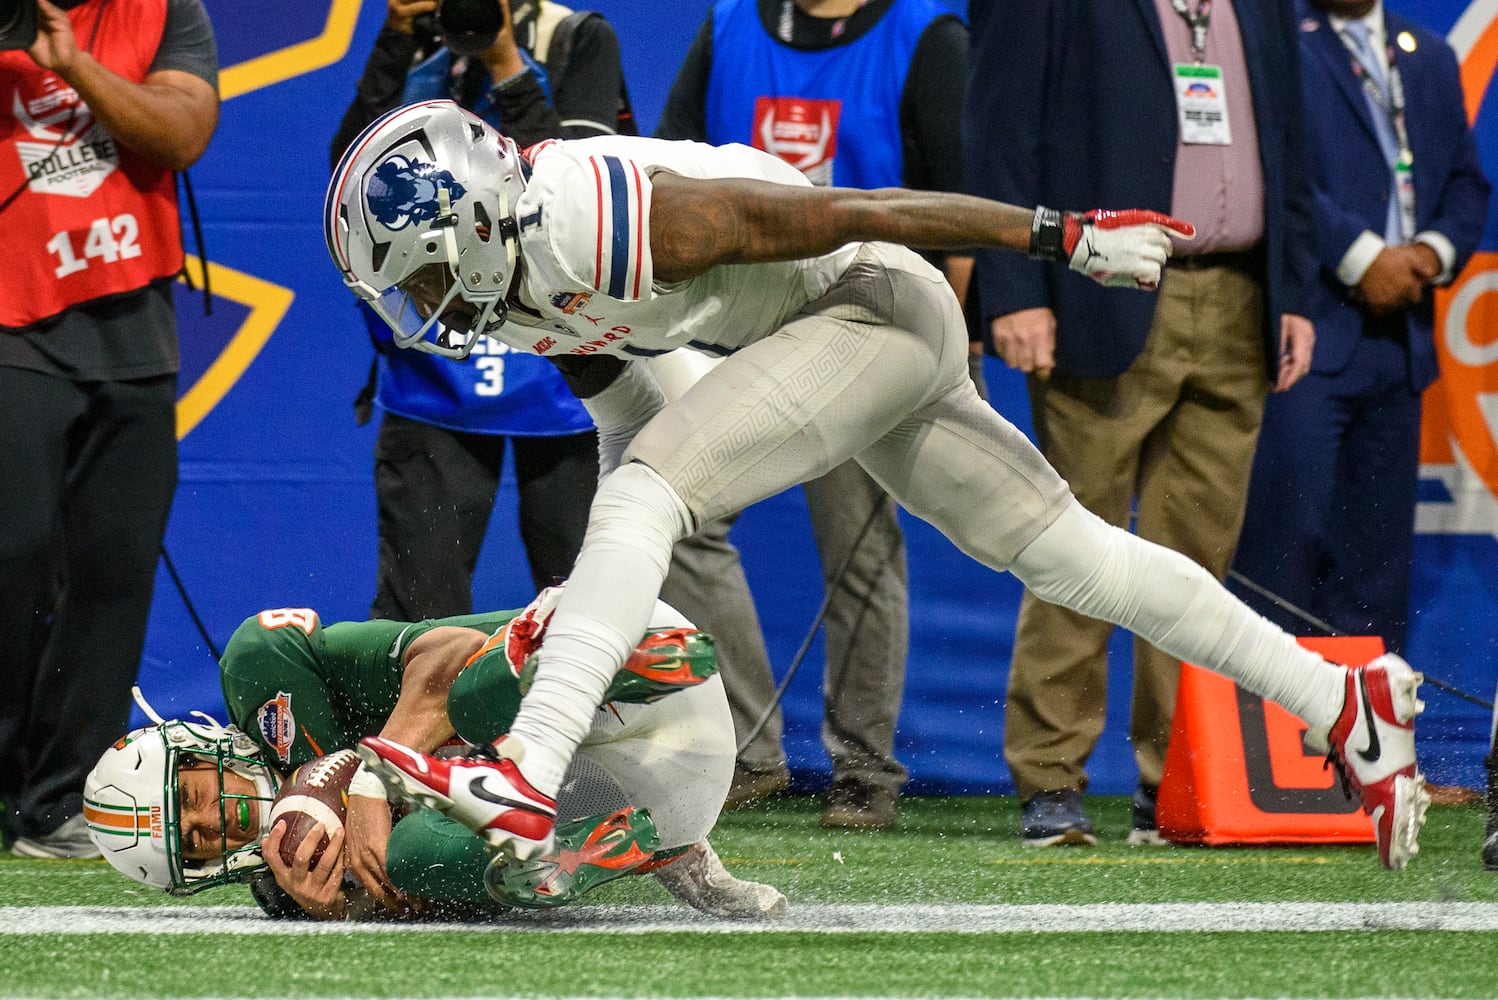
top-left (735, 493), bottom-right (891, 757)
top-left (160, 546), bottom-right (223, 663)
top-left (1228, 568), bottom-right (1493, 712)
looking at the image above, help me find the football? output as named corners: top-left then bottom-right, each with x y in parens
top-left (266, 748), bottom-right (360, 867)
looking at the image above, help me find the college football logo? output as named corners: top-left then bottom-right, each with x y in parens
top-left (11, 86), bottom-right (115, 198)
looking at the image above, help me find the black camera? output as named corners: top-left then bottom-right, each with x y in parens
top-left (0, 0), bottom-right (38, 52)
top-left (437, 0), bottom-right (504, 57)
top-left (437, 0), bottom-right (540, 57)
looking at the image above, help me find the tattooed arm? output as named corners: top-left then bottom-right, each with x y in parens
top-left (646, 171), bottom-right (1037, 284)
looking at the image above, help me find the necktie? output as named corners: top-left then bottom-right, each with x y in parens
top-left (1342, 20), bottom-right (1404, 243)
top-left (1343, 21), bottom-right (1387, 97)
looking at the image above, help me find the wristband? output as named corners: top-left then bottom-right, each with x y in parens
top-left (347, 761), bottom-right (389, 801)
top-left (488, 68), bottom-right (532, 97)
top-left (1029, 206), bottom-right (1066, 263)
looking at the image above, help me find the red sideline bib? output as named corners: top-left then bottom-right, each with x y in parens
top-left (0, 0), bottom-right (183, 329)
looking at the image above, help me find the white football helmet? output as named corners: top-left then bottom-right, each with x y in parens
top-left (84, 710), bottom-right (279, 896)
top-left (325, 100), bottom-right (527, 359)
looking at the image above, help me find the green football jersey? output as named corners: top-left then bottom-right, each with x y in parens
top-left (221, 608), bottom-right (522, 770)
top-left (221, 607), bottom-right (721, 771)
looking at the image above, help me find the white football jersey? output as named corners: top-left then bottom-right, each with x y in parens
top-left (495, 136), bottom-right (859, 359)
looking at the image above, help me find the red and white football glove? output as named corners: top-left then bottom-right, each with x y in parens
top-left (503, 584), bottom-right (565, 680)
top-left (1030, 207), bottom-right (1195, 290)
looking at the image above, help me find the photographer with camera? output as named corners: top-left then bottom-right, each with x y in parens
top-left (0, 0), bottom-right (218, 858)
top-left (329, 0), bottom-right (631, 626)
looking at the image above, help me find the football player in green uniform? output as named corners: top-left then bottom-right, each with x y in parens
top-left (82, 588), bottom-right (787, 921)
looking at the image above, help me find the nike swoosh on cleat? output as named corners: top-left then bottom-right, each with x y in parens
top-left (1356, 676), bottom-right (1381, 764)
top-left (470, 777), bottom-right (550, 816)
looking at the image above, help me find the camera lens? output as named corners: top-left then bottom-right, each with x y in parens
top-left (438, 0), bottom-right (503, 56)
top-left (0, 0), bottom-right (38, 51)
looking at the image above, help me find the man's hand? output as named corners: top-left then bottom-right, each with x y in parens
top-left (1405, 242), bottom-right (1443, 284)
top-left (1274, 314), bottom-right (1315, 393)
top-left (344, 792), bottom-right (401, 910)
top-left (264, 820), bottom-right (348, 921)
top-left (386, 0), bottom-right (438, 34)
top-left (991, 307), bottom-right (1057, 378)
top-left (27, 0), bottom-right (78, 74)
top-left (478, 0), bottom-right (527, 82)
top-left (1034, 208), bottom-right (1196, 290)
top-left (1356, 246), bottom-right (1429, 314)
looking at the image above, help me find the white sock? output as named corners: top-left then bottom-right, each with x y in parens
top-left (508, 463), bottom-right (693, 794)
top-left (1010, 500), bottom-right (1347, 728)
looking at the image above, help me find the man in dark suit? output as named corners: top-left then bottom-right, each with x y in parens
top-left (1234, 1), bottom-right (1489, 656)
top-left (964, 0), bottom-right (1317, 846)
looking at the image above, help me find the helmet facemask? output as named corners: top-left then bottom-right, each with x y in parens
top-left (163, 727), bottom-right (280, 895)
top-left (326, 101), bottom-right (527, 360)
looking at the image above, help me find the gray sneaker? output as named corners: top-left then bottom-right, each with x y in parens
top-left (11, 813), bottom-right (101, 860)
top-left (1021, 790), bottom-right (1097, 847)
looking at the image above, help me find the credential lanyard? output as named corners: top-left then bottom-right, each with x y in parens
top-left (1335, 31), bottom-right (1412, 167)
top-left (1170, 0), bottom-right (1213, 64)
top-left (1335, 27), bottom-right (1416, 240)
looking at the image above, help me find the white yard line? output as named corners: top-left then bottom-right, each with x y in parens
top-left (4, 901), bottom-right (1498, 934)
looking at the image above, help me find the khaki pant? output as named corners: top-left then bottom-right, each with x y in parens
top-left (663, 459), bottom-right (910, 791)
top-left (1003, 264), bottom-right (1269, 800)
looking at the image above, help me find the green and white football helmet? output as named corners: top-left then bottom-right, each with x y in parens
top-left (83, 692), bottom-right (280, 896)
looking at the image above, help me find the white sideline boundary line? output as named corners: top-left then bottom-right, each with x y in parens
top-left (0, 997), bottom-right (1472, 1000)
top-left (4, 901), bottom-right (1498, 934)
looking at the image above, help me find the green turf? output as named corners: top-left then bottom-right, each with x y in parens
top-left (3, 931), bottom-right (1496, 999)
top-left (4, 795), bottom-right (1497, 999)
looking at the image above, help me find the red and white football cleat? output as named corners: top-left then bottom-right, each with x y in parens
top-left (357, 735), bottom-right (557, 860)
top-left (1326, 654), bottom-right (1430, 871)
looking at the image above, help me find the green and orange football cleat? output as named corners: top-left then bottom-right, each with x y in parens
top-left (484, 805), bottom-right (668, 909)
top-left (519, 627), bottom-right (720, 704)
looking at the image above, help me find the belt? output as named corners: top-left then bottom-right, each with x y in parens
top-left (1170, 247), bottom-right (1263, 273)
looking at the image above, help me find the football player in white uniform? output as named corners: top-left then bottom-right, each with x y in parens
top-left (327, 101), bottom-right (1430, 872)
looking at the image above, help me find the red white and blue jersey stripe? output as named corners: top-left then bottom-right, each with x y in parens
top-left (584, 153), bottom-right (650, 300)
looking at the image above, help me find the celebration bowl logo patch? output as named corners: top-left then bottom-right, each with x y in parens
top-left (550, 290), bottom-right (590, 314)
top-left (366, 154), bottom-right (466, 231)
top-left (256, 691), bottom-right (296, 764)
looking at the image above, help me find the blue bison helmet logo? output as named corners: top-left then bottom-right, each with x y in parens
top-left (366, 154), bottom-right (468, 231)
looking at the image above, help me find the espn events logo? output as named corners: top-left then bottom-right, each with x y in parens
top-left (1419, 3), bottom-right (1498, 539)
top-left (752, 96), bottom-right (841, 186)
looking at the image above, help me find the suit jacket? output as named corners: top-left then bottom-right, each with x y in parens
top-left (1296, 2), bottom-right (1490, 392)
top-left (963, 0), bottom-right (1315, 379)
